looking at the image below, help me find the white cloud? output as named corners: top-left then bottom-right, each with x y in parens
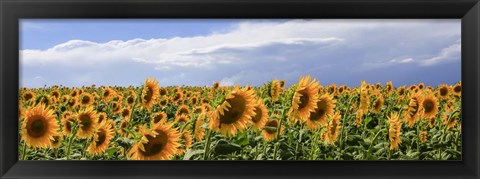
top-left (420, 40), bottom-right (461, 66)
top-left (20, 19), bottom-right (461, 87)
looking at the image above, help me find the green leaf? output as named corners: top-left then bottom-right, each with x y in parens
top-left (183, 149), bottom-right (205, 160)
top-left (213, 140), bottom-right (242, 155)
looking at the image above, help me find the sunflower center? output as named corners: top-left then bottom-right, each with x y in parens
top-left (103, 90), bottom-right (110, 97)
top-left (265, 120), bottom-right (278, 134)
top-left (160, 89), bottom-right (167, 96)
top-left (374, 99), bottom-right (381, 109)
top-left (27, 115), bottom-right (48, 138)
top-left (154, 114), bottom-right (164, 123)
top-left (251, 107), bottom-right (262, 123)
top-left (79, 114), bottom-right (92, 131)
top-left (424, 100), bottom-right (434, 113)
top-left (309, 100), bottom-right (327, 122)
top-left (141, 130), bottom-right (168, 156)
top-left (96, 129), bottom-right (107, 147)
top-left (440, 88), bottom-right (448, 96)
top-left (122, 109), bottom-right (130, 118)
top-left (454, 86), bottom-right (461, 93)
top-left (219, 94), bottom-right (246, 124)
top-left (82, 96), bottom-right (90, 104)
top-left (24, 93), bottom-right (33, 100)
top-left (143, 87), bottom-right (153, 102)
top-left (178, 107), bottom-right (189, 116)
top-left (160, 100), bottom-right (167, 106)
top-left (127, 96), bottom-right (134, 104)
top-left (297, 89), bottom-right (310, 109)
top-left (66, 118), bottom-right (74, 132)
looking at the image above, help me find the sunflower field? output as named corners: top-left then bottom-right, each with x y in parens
top-left (18, 76), bottom-right (462, 160)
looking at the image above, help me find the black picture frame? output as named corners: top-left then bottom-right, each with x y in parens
top-left (1, 0), bottom-right (479, 178)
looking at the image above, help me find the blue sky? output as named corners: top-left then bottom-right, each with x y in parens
top-left (20, 19), bottom-right (461, 88)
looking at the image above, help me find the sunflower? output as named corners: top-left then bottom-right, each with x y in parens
top-left (62, 112), bottom-right (78, 136)
top-left (67, 96), bottom-right (78, 110)
top-left (38, 95), bottom-right (52, 107)
top-left (397, 86), bottom-right (407, 96)
top-left (87, 121), bottom-right (114, 156)
top-left (324, 112), bottom-right (341, 145)
top-left (21, 104), bottom-right (60, 148)
top-left (418, 83), bottom-right (425, 90)
top-left (111, 101), bottom-right (122, 114)
top-left (288, 76), bottom-right (320, 123)
top-left (404, 93), bottom-right (423, 127)
top-left (209, 87), bottom-right (256, 137)
top-left (307, 93), bottom-right (336, 130)
top-left (385, 81), bottom-right (393, 95)
top-left (119, 120), bottom-right (129, 137)
top-left (419, 131), bottom-right (427, 143)
top-left (97, 112), bottom-right (107, 124)
top-left (121, 108), bottom-right (131, 120)
top-left (388, 112), bottom-right (402, 150)
top-left (79, 93), bottom-right (94, 107)
top-left (159, 98), bottom-right (168, 107)
top-left (159, 88), bottom-right (168, 96)
top-left (173, 92), bottom-right (183, 104)
top-left (194, 113), bottom-right (206, 141)
top-left (50, 135), bottom-right (63, 149)
top-left (22, 90), bottom-right (36, 102)
top-left (175, 105), bottom-right (190, 117)
top-left (126, 94), bottom-right (136, 106)
top-left (251, 99), bottom-right (269, 130)
top-left (442, 112), bottom-right (457, 129)
top-left (212, 81), bottom-right (220, 89)
top-left (51, 90), bottom-right (61, 100)
top-left (437, 84), bottom-right (450, 100)
top-left (102, 87), bottom-right (116, 102)
top-left (176, 114), bottom-right (189, 123)
top-left (421, 93), bottom-right (439, 119)
top-left (371, 94), bottom-right (384, 113)
top-left (141, 78), bottom-right (160, 110)
top-left (355, 110), bottom-right (364, 127)
top-left (279, 80), bottom-right (286, 88)
top-left (452, 82), bottom-right (461, 96)
top-left (270, 80), bottom-right (282, 102)
top-left (151, 112), bottom-right (167, 125)
top-left (128, 121), bottom-right (181, 160)
top-left (359, 91), bottom-right (370, 113)
top-left (262, 119), bottom-right (282, 142)
top-left (70, 89), bottom-right (79, 98)
top-left (177, 129), bottom-right (193, 155)
top-left (76, 106), bottom-right (98, 139)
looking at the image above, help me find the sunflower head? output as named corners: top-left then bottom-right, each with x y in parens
top-left (421, 93), bottom-right (439, 119)
top-left (251, 99), bottom-right (269, 130)
top-left (151, 112), bottom-right (168, 125)
top-left (324, 112), bottom-right (341, 145)
top-left (87, 121), bottom-right (115, 156)
top-left (371, 94), bottom-right (384, 113)
top-left (404, 93), bottom-right (423, 127)
top-left (76, 106), bottom-right (98, 139)
top-left (270, 80), bottom-right (282, 102)
top-left (194, 113), bottom-right (206, 141)
top-left (452, 82), bottom-right (461, 96)
top-left (121, 108), bottom-right (131, 120)
top-left (288, 75), bottom-right (320, 123)
top-left (80, 93), bottom-right (94, 107)
top-left (177, 129), bottom-right (193, 155)
top-left (97, 112), bottom-right (107, 124)
top-left (21, 104), bottom-right (60, 149)
top-left (437, 84), bottom-right (450, 100)
top-left (176, 114), bottom-right (189, 123)
top-left (128, 121), bottom-right (181, 160)
top-left (262, 119), bottom-right (282, 142)
top-left (419, 131), bottom-right (427, 143)
top-left (307, 93), bottom-right (336, 131)
top-left (22, 90), bottom-right (36, 102)
top-left (209, 87), bottom-right (256, 137)
top-left (141, 78), bottom-right (160, 110)
top-left (175, 105), bottom-right (190, 117)
top-left (388, 112), bottom-right (402, 150)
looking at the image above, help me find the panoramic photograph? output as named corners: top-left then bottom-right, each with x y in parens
top-left (18, 19), bottom-right (461, 160)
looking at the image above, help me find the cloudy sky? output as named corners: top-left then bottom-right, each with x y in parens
top-left (20, 19), bottom-right (461, 88)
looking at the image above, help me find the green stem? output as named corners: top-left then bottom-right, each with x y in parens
top-left (21, 140), bottom-right (28, 160)
top-left (81, 138), bottom-right (90, 158)
top-left (203, 130), bottom-right (212, 160)
top-left (272, 142), bottom-right (279, 160)
top-left (66, 127), bottom-right (77, 160)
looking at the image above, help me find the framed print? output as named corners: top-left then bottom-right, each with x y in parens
top-left (1, 0), bottom-right (480, 178)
